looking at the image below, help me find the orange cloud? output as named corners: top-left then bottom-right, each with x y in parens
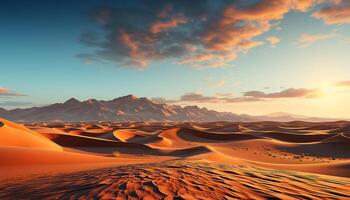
top-left (153, 92), bottom-right (262, 104)
top-left (156, 80), bottom-right (350, 105)
top-left (200, 0), bottom-right (311, 67)
top-left (297, 33), bottom-right (337, 47)
top-left (244, 88), bottom-right (320, 99)
top-left (180, 53), bottom-right (214, 64)
top-left (0, 87), bottom-right (25, 97)
top-left (313, 1), bottom-right (350, 24)
top-left (119, 32), bottom-right (148, 67)
top-left (179, 50), bottom-right (237, 68)
top-left (180, 93), bottom-right (221, 103)
top-left (290, 0), bottom-right (314, 11)
top-left (80, 0), bottom-right (341, 69)
top-left (239, 40), bottom-right (265, 50)
top-left (334, 80), bottom-right (350, 87)
top-left (266, 36), bottom-right (280, 47)
top-left (174, 92), bottom-right (263, 103)
top-left (150, 17), bottom-right (187, 34)
top-left (203, 21), bottom-right (270, 51)
top-left (158, 5), bottom-right (172, 18)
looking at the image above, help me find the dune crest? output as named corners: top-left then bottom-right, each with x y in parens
top-left (0, 118), bottom-right (62, 151)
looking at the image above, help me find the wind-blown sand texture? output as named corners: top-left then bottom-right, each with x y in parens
top-left (1, 118), bottom-right (350, 199)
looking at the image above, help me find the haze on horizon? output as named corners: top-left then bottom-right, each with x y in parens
top-left (1, 0), bottom-right (350, 118)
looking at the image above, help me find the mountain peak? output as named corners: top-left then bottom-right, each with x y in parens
top-left (85, 99), bottom-right (98, 104)
top-left (114, 94), bottom-right (138, 101)
top-left (184, 105), bottom-right (200, 110)
top-left (64, 98), bottom-right (80, 104)
top-left (125, 94), bottom-right (138, 100)
top-left (139, 97), bottom-right (153, 103)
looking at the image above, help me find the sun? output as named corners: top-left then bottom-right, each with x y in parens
top-left (318, 84), bottom-right (339, 97)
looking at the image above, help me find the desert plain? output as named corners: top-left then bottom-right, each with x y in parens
top-left (0, 118), bottom-right (350, 199)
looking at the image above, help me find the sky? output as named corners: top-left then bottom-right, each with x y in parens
top-left (1, 0), bottom-right (350, 118)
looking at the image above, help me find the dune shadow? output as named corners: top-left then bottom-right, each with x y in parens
top-left (251, 131), bottom-right (336, 143)
top-left (176, 128), bottom-right (261, 143)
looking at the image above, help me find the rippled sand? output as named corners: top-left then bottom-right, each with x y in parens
top-left (1, 161), bottom-right (350, 199)
top-left (1, 119), bottom-right (350, 199)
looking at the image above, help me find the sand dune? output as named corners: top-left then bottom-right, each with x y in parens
top-left (202, 123), bottom-right (249, 132)
top-left (251, 131), bottom-right (336, 143)
top-left (330, 124), bottom-right (350, 133)
top-left (1, 119), bottom-right (350, 198)
top-left (322, 133), bottom-right (350, 144)
top-left (34, 129), bottom-right (210, 158)
top-left (113, 129), bottom-right (152, 142)
top-left (151, 128), bottom-right (260, 150)
top-left (38, 132), bottom-right (159, 155)
top-left (0, 146), bottom-right (116, 166)
top-left (0, 146), bottom-right (174, 180)
top-left (176, 127), bottom-right (260, 142)
top-left (0, 118), bottom-right (62, 150)
top-left (249, 160), bottom-right (350, 178)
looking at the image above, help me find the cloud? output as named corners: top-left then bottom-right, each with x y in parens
top-left (152, 93), bottom-right (222, 104)
top-left (150, 97), bottom-right (178, 104)
top-left (313, 1), bottom-right (350, 25)
top-left (118, 31), bottom-right (148, 67)
top-left (79, 0), bottom-right (335, 69)
top-left (225, 96), bottom-right (263, 103)
top-left (154, 92), bottom-right (263, 104)
top-left (0, 87), bottom-right (25, 97)
top-left (266, 36), bottom-right (280, 47)
top-left (297, 33), bottom-right (337, 48)
top-left (0, 101), bottom-right (32, 107)
top-left (334, 80), bottom-right (350, 87)
top-left (201, 77), bottom-right (226, 88)
top-left (154, 82), bottom-right (350, 105)
top-left (244, 88), bottom-right (320, 98)
top-left (213, 80), bottom-right (226, 88)
top-left (239, 40), bottom-right (265, 50)
top-left (179, 92), bottom-right (221, 103)
top-left (149, 16), bottom-right (187, 34)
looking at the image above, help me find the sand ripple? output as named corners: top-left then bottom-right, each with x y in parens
top-left (1, 161), bottom-right (349, 200)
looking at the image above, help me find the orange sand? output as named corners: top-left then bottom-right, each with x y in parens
top-left (1, 118), bottom-right (350, 199)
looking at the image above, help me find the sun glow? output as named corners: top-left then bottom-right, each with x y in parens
top-left (319, 85), bottom-right (339, 97)
top-left (315, 80), bottom-right (350, 98)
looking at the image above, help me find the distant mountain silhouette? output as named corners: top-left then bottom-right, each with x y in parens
top-left (0, 95), bottom-right (341, 122)
top-left (0, 95), bottom-right (252, 122)
top-left (256, 112), bottom-right (339, 122)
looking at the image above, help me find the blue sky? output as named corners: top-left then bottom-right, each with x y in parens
top-left (1, 0), bottom-right (350, 118)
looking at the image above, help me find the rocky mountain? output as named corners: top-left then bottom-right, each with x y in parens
top-left (0, 95), bottom-right (255, 122)
top-left (0, 95), bottom-right (343, 122)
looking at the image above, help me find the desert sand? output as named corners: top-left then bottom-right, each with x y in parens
top-left (1, 118), bottom-right (350, 199)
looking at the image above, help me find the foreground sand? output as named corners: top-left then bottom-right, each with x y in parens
top-left (1, 160), bottom-right (350, 199)
top-left (1, 119), bottom-right (350, 199)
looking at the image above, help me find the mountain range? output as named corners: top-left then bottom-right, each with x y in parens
top-left (0, 95), bottom-right (342, 122)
